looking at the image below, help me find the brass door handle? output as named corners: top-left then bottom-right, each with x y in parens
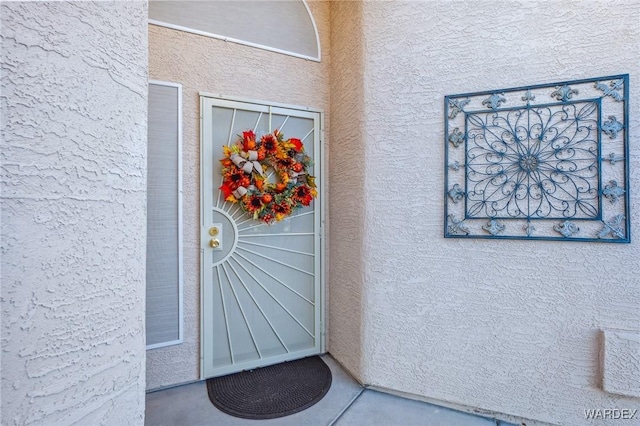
top-left (209, 239), bottom-right (220, 249)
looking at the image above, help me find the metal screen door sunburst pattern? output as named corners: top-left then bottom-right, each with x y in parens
top-left (201, 97), bottom-right (322, 378)
top-left (444, 74), bottom-right (630, 242)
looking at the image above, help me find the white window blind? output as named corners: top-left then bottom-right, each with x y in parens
top-left (146, 81), bottom-right (183, 349)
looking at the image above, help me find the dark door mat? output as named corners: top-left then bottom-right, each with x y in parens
top-left (206, 355), bottom-right (332, 420)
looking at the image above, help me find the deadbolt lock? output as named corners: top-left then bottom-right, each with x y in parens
top-left (208, 223), bottom-right (223, 250)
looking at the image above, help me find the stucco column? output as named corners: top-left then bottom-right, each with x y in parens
top-left (328, 0), bottom-right (368, 383)
top-left (1, 2), bottom-right (148, 424)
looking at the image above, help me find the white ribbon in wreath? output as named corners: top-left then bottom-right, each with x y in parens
top-left (230, 151), bottom-right (264, 175)
top-left (232, 184), bottom-right (256, 200)
top-left (289, 171), bottom-right (307, 184)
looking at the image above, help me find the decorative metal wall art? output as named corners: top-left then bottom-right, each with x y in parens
top-left (444, 75), bottom-right (630, 242)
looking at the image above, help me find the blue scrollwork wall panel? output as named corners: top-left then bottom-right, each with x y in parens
top-left (444, 75), bottom-right (630, 242)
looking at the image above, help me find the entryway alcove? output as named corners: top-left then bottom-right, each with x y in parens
top-left (145, 0), bottom-right (329, 393)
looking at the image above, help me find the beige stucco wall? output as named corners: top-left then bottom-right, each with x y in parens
top-left (1, 1), bottom-right (148, 424)
top-left (327, 0), bottom-right (367, 382)
top-left (146, 0), bottom-right (331, 390)
top-left (329, 1), bottom-right (640, 425)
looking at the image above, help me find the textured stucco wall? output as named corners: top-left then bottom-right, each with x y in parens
top-left (146, 0), bottom-right (331, 390)
top-left (327, 0), bottom-right (366, 382)
top-left (1, 2), bottom-right (148, 425)
top-left (329, 1), bottom-right (640, 425)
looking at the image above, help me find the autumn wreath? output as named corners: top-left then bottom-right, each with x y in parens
top-left (219, 129), bottom-right (317, 224)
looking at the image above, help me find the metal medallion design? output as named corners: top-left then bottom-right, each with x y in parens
top-left (444, 75), bottom-right (630, 242)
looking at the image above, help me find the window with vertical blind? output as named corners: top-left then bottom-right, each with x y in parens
top-left (146, 81), bottom-right (183, 349)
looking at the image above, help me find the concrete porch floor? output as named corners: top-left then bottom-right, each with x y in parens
top-left (145, 355), bottom-right (521, 426)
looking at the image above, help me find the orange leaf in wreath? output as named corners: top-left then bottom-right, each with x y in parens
top-left (290, 138), bottom-right (303, 152)
top-left (255, 178), bottom-right (264, 191)
top-left (242, 130), bottom-right (256, 151)
top-left (257, 148), bottom-right (266, 161)
top-left (242, 130), bottom-right (255, 143)
top-left (219, 183), bottom-right (234, 199)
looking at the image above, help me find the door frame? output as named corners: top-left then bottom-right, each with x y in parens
top-left (199, 93), bottom-right (326, 379)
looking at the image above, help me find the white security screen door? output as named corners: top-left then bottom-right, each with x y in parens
top-left (200, 96), bottom-right (323, 378)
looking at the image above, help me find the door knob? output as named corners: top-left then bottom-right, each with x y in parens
top-left (209, 226), bottom-right (219, 236)
top-left (209, 239), bottom-right (220, 249)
